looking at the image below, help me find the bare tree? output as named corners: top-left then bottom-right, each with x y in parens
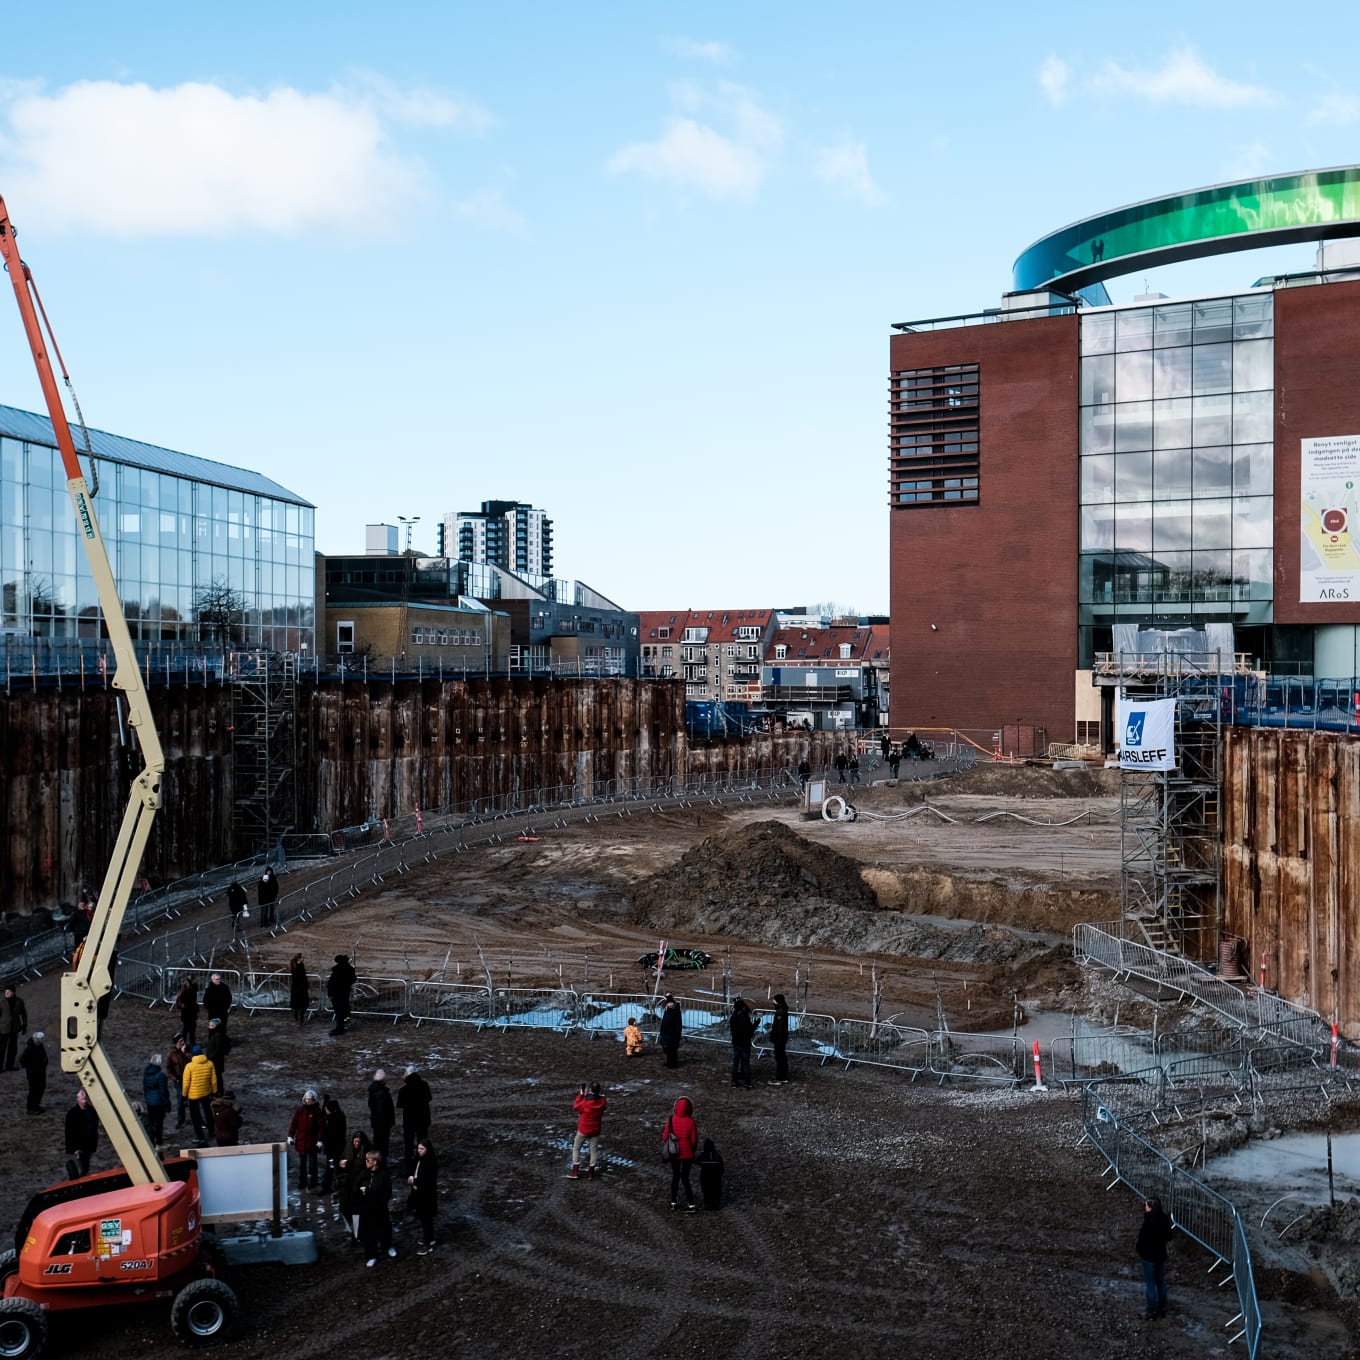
top-left (192, 577), bottom-right (246, 646)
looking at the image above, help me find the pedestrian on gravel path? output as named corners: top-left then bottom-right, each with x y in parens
top-left (662, 1096), bottom-right (699, 1211)
top-left (768, 993), bottom-right (790, 1085)
top-left (19, 1031), bottom-right (47, 1114)
top-left (142, 1053), bottom-right (170, 1145)
top-left (568, 1082), bottom-right (607, 1180)
top-left (288, 1089), bottom-right (325, 1188)
top-left (398, 1066), bottom-right (433, 1169)
top-left (1136, 1196), bottom-right (1174, 1319)
top-left (406, 1137), bottom-right (439, 1253)
top-left (697, 1138), bottom-right (724, 1210)
top-left (212, 1090), bottom-right (243, 1147)
top-left (289, 953), bottom-right (310, 1024)
top-left (623, 1017), bottom-right (644, 1056)
top-left (729, 997), bottom-right (757, 1088)
top-left (203, 972), bottom-right (232, 1031)
top-left (368, 1069), bottom-right (396, 1158)
top-left (226, 881), bottom-right (248, 939)
top-left (1, 983), bottom-right (29, 1070)
top-left (358, 1149), bottom-right (395, 1266)
top-left (165, 1036), bottom-right (190, 1129)
top-left (834, 751), bottom-right (848, 783)
top-left (339, 1131), bottom-right (372, 1240)
top-left (204, 1017), bottom-right (229, 1085)
top-left (257, 865), bottom-right (280, 928)
top-left (327, 954), bottom-right (356, 1036)
top-left (64, 1088), bottom-right (99, 1178)
top-left (658, 995), bottom-right (681, 1069)
top-left (848, 753), bottom-right (860, 785)
top-left (182, 1044), bottom-right (218, 1146)
top-left (321, 1096), bottom-right (347, 1195)
top-left (174, 978), bottom-right (200, 1046)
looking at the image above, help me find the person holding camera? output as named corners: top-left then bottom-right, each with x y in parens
top-left (567, 1081), bottom-right (607, 1180)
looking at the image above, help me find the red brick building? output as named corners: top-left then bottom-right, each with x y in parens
top-left (889, 275), bottom-right (1360, 752)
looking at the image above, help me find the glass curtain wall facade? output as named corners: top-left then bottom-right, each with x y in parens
top-left (1, 436), bottom-right (315, 651)
top-left (1078, 292), bottom-right (1274, 664)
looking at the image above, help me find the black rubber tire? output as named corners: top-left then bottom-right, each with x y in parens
top-left (0, 1297), bottom-right (48, 1360)
top-left (0, 1250), bottom-right (16, 1287)
top-left (169, 1277), bottom-right (238, 1346)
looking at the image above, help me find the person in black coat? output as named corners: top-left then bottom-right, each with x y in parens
top-left (398, 1067), bottom-right (433, 1168)
top-left (288, 953), bottom-right (310, 1024)
top-left (1, 984), bottom-right (29, 1071)
top-left (697, 1137), bottom-right (724, 1210)
top-left (202, 973), bottom-right (232, 1031)
top-left (320, 1096), bottom-right (347, 1195)
top-left (19, 1031), bottom-right (47, 1114)
top-left (358, 1150), bottom-right (394, 1265)
top-left (368, 1069), bottom-right (395, 1158)
top-left (257, 865), bottom-right (280, 928)
top-left (327, 955), bottom-right (357, 1036)
top-left (204, 1018), bottom-right (229, 1085)
top-left (1136, 1197), bottom-right (1174, 1319)
top-left (226, 881), bottom-right (248, 939)
top-left (64, 1089), bottom-right (99, 1177)
top-left (142, 1053), bottom-right (171, 1145)
top-left (769, 993), bottom-right (790, 1085)
top-left (174, 978), bottom-right (200, 1046)
top-left (728, 997), bottom-right (757, 1089)
top-left (406, 1137), bottom-right (439, 1253)
top-left (658, 995), bottom-right (681, 1069)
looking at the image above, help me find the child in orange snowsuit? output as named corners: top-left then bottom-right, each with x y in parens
top-left (623, 1018), bottom-right (644, 1056)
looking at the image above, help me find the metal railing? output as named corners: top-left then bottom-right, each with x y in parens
top-left (1082, 1082), bottom-right (1260, 1358)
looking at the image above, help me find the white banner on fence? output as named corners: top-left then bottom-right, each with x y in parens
top-left (1117, 696), bottom-right (1176, 771)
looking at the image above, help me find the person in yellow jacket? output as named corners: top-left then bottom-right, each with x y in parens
top-left (623, 1018), bottom-right (644, 1057)
top-left (182, 1044), bottom-right (218, 1147)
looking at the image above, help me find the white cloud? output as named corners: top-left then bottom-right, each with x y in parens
top-left (1088, 48), bottom-right (1278, 108)
top-left (607, 83), bottom-right (781, 199)
top-left (1038, 54), bottom-right (1069, 106)
top-left (664, 36), bottom-right (733, 64)
top-left (813, 138), bottom-right (882, 206)
top-left (1309, 92), bottom-right (1360, 125)
top-left (451, 186), bottom-right (527, 236)
top-left (349, 69), bottom-right (493, 132)
top-left (0, 77), bottom-right (489, 237)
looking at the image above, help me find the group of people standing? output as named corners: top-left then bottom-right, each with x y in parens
top-left (650, 992), bottom-right (792, 1087)
top-left (227, 865), bottom-right (280, 938)
top-left (287, 1066), bottom-right (438, 1266)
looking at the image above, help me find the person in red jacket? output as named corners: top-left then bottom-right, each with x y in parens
top-left (568, 1081), bottom-right (607, 1180)
top-left (288, 1088), bottom-right (326, 1189)
top-left (663, 1096), bottom-right (699, 1211)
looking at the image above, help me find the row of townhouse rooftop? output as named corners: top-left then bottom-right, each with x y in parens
top-left (638, 609), bottom-right (890, 730)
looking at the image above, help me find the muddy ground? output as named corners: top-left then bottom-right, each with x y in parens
top-left (3, 766), bottom-right (1358, 1360)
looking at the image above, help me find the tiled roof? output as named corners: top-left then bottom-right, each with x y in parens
top-left (637, 608), bottom-right (774, 643)
top-left (764, 624), bottom-right (878, 663)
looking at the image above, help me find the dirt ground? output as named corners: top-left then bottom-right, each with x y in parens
top-left (4, 765), bottom-right (1358, 1360)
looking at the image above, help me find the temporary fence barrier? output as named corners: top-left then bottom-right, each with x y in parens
top-left (928, 1031), bottom-right (1023, 1085)
top-left (1047, 1029), bottom-right (1157, 1085)
top-left (1081, 1082), bottom-right (1260, 1358)
top-left (834, 1018), bottom-right (931, 1074)
top-left (347, 976), bottom-right (412, 1024)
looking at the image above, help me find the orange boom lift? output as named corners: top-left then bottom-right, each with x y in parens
top-left (0, 198), bottom-right (237, 1357)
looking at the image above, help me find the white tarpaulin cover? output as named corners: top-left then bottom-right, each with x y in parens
top-left (1117, 697), bottom-right (1177, 771)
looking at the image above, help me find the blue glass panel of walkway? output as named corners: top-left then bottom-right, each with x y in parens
top-left (1013, 167), bottom-right (1360, 293)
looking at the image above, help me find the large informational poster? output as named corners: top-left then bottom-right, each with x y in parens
top-left (1117, 697), bottom-right (1177, 771)
top-left (1301, 435), bottom-right (1360, 602)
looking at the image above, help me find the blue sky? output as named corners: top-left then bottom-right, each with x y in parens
top-left (2, 3), bottom-right (1359, 615)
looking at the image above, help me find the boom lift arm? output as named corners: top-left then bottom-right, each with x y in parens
top-left (0, 196), bottom-right (167, 1185)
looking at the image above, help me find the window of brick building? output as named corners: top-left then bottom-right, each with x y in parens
top-left (890, 362), bottom-right (979, 506)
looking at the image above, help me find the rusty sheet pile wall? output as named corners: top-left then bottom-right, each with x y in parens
top-left (1223, 726), bottom-right (1360, 1033)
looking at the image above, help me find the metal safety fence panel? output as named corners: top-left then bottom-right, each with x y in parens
top-left (407, 981), bottom-right (502, 1028)
top-left (572, 992), bottom-right (666, 1036)
top-left (486, 986), bottom-right (576, 1031)
top-left (158, 966), bottom-right (244, 1012)
top-left (347, 975), bottom-right (409, 1023)
top-left (752, 1011), bottom-right (841, 1064)
top-left (928, 1031), bottom-right (1022, 1084)
top-left (663, 995), bottom-right (736, 1046)
top-left (235, 969), bottom-right (322, 1013)
top-left (1230, 1212), bottom-right (1262, 1356)
top-left (1048, 1030), bottom-right (1157, 1085)
top-left (834, 1018), bottom-right (930, 1074)
top-left (115, 953), bottom-right (164, 1004)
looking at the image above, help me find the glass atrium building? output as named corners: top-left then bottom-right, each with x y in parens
top-left (0, 403), bottom-right (315, 653)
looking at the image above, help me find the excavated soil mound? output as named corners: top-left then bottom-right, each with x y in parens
top-left (629, 819), bottom-right (879, 928)
top-left (627, 820), bottom-right (1057, 973)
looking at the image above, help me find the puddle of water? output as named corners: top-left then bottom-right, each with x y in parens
top-left (1209, 1131), bottom-right (1360, 1202)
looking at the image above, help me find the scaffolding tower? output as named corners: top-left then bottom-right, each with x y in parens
top-left (1118, 651), bottom-right (1226, 962)
top-left (230, 653), bottom-right (298, 859)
